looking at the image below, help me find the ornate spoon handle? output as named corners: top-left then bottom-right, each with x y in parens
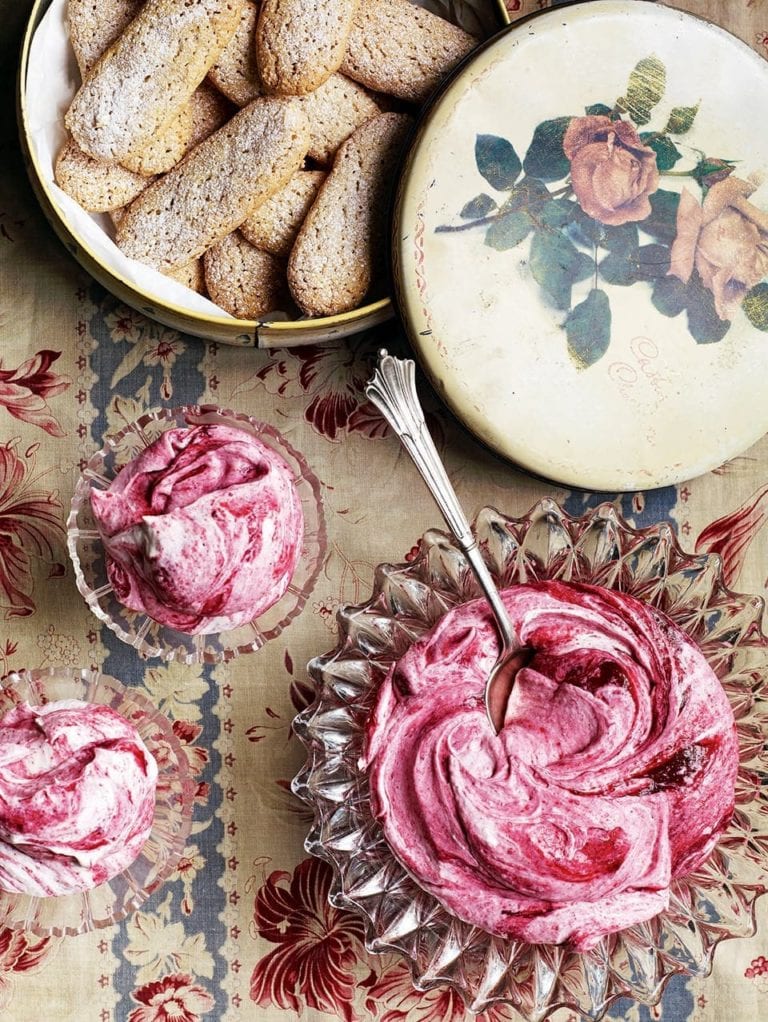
top-left (365, 350), bottom-right (515, 649)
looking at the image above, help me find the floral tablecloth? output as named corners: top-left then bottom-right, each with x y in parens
top-left (2, 1), bottom-right (768, 1019)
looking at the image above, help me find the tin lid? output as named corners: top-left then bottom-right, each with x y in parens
top-left (393, 0), bottom-right (768, 491)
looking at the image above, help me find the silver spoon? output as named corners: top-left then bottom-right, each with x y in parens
top-left (365, 350), bottom-right (530, 733)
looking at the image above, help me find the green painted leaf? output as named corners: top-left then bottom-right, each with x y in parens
top-left (502, 177), bottom-right (551, 213)
top-left (686, 273), bottom-right (731, 343)
top-left (485, 210), bottom-right (533, 250)
top-left (664, 103), bottom-right (699, 135)
top-left (599, 250), bottom-right (636, 286)
top-left (599, 244), bottom-right (670, 285)
top-left (475, 134), bottom-right (522, 191)
top-left (602, 223), bottom-right (640, 255)
top-left (523, 117), bottom-right (572, 182)
top-left (744, 283), bottom-right (768, 331)
top-left (639, 132), bottom-right (681, 171)
top-left (572, 252), bottom-right (596, 283)
top-left (570, 210), bottom-right (602, 249)
top-left (566, 289), bottom-right (612, 368)
top-left (460, 193), bottom-right (497, 219)
top-left (530, 230), bottom-right (583, 309)
top-left (622, 55), bottom-right (666, 126)
top-left (642, 190), bottom-right (681, 244)
top-left (585, 103), bottom-right (613, 117)
top-left (634, 244), bottom-right (671, 280)
top-left (540, 199), bottom-right (575, 228)
top-left (652, 276), bottom-right (688, 317)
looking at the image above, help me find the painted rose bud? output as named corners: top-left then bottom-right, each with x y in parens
top-left (563, 115), bottom-right (659, 226)
top-left (669, 177), bottom-right (768, 321)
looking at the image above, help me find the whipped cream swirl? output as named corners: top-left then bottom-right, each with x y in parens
top-left (0, 699), bottom-right (157, 897)
top-left (91, 423), bottom-right (304, 634)
top-left (364, 581), bottom-right (738, 949)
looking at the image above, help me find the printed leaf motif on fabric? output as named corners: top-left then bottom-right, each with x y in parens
top-left (124, 894), bottom-right (215, 987)
top-left (695, 484), bottom-right (768, 587)
top-left (0, 928), bottom-right (55, 1011)
top-left (0, 442), bottom-right (66, 619)
top-left (0, 350), bottom-right (72, 437)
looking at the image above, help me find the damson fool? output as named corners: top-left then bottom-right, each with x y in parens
top-left (0, 700), bottom-right (157, 897)
top-left (90, 424), bottom-right (304, 634)
top-left (363, 580), bottom-right (739, 950)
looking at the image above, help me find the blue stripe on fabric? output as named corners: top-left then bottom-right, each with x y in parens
top-left (86, 284), bottom-right (228, 1018)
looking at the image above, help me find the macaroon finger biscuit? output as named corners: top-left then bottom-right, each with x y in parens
top-left (55, 139), bottom-right (154, 212)
top-left (166, 258), bottom-right (207, 294)
top-left (119, 102), bottom-right (194, 176)
top-left (240, 170), bottom-right (325, 257)
top-left (208, 0), bottom-right (261, 107)
top-left (256, 0), bottom-right (360, 95)
top-left (288, 112), bottom-right (411, 317)
top-left (67, 0), bottom-right (144, 76)
top-left (341, 0), bottom-right (477, 103)
top-left (116, 97), bottom-right (310, 272)
top-left (204, 232), bottom-right (285, 317)
top-left (187, 83), bottom-right (236, 150)
top-left (65, 0), bottom-right (243, 164)
top-left (297, 74), bottom-right (380, 165)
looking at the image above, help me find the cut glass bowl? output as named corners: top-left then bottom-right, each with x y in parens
top-left (0, 667), bottom-right (195, 937)
top-left (68, 404), bottom-right (327, 664)
top-left (292, 498), bottom-right (768, 1020)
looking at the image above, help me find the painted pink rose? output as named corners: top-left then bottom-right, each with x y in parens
top-left (563, 115), bottom-right (659, 226)
top-left (669, 177), bottom-right (768, 321)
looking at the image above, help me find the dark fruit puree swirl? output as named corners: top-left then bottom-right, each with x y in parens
top-left (363, 581), bottom-right (738, 950)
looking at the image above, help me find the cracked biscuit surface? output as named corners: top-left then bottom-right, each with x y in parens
top-left (256, 0), bottom-right (360, 95)
top-left (341, 0), bottom-right (477, 103)
top-left (55, 138), bottom-right (153, 211)
top-left (65, 0), bottom-right (244, 164)
top-left (287, 112), bottom-right (411, 317)
top-left (241, 170), bottom-right (325, 257)
top-left (204, 232), bottom-right (286, 317)
top-left (116, 96), bottom-right (310, 272)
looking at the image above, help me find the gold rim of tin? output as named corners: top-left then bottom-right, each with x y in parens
top-left (16, 0), bottom-right (391, 342)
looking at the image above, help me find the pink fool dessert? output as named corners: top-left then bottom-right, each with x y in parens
top-left (0, 700), bottom-right (157, 897)
top-left (90, 423), bottom-right (304, 634)
top-left (363, 580), bottom-right (739, 950)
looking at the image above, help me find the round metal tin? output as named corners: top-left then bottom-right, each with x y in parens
top-left (394, 0), bottom-right (768, 490)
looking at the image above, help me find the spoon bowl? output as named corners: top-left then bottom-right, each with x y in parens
top-left (365, 350), bottom-right (528, 732)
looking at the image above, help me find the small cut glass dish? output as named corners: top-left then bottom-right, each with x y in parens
top-left (0, 666), bottom-right (195, 938)
top-left (292, 498), bottom-right (768, 1020)
top-left (67, 404), bottom-right (327, 664)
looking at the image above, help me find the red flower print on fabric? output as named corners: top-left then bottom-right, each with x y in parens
top-left (250, 339), bottom-right (388, 442)
top-left (746, 955), bottom-right (768, 979)
top-left (127, 972), bottom-right (214, 1022)
top-left (0, 350), bottom-right (72, 437)
top-left (363, 960), bottom-right (518, 1022)
top-left (0, 927), bottom-right (54, 1008)
top-left (0, 442), bottom-right (66, 618)
top-left (695, 484), bottom-right (768, 587)
top-left (250, 856), bottom-right (366, 1021)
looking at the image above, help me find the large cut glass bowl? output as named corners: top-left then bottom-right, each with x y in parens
top-left (292, 498), bottom-right (768, 1019)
